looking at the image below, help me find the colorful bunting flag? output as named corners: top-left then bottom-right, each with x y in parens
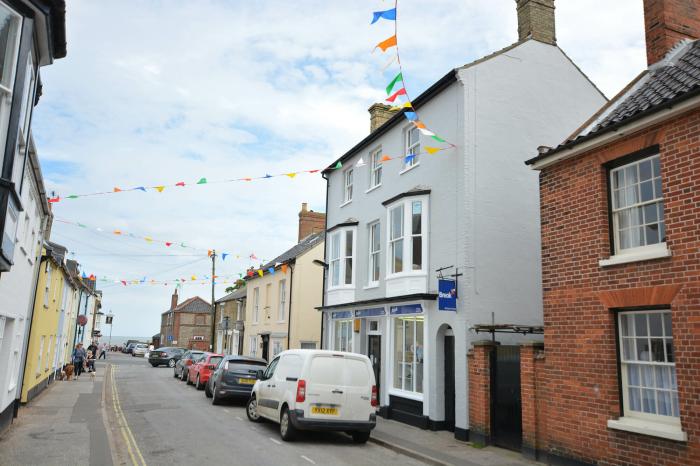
top-left (424, 146), bottom-right (440, 154)
top-left (386, 72), bottom-right (403, 95)
top-left (257, 269), bottom-right (263, 277)
top-left (403, 111), bottom-right (418, 121)
top-left (197, 178), bottom-right (207, 184)
top-left (386, 88), bottom-right (407, 103)
top-left (286, 173), bottom-right (297, 178)
top-left (381, 155), bottom-right (392, 162)
top-left (371, 8), bottom-right (396, 24)
top-left (281, 263), bottom-right (288, 274)
top-left (136, 187), bottom-right (146, 192)
top-left (155, 186), bottom-right (165, 192)
top-left (222, 253), bottom-right (228, 260)
top-left (113, 187), bottom-right (122, 192)
top-left (375, 35), bottom-right (397, 52)
top-left (175, 182), bottom-right (185, 187)
top-left (268, 267), bottom-right (275, 275)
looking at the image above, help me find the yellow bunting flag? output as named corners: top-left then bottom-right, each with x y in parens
top-left (155, 186), bottom-right (165, 192)
top-left (257, 269), bottom-right (263, 277)
top-left (390, 102), bottom-right (413, 111)
top-left (286, 173), bottom-right (297, 178)
top-left (144, 236), bottom-right (153, 242)
top-left (424, 147), bottom-right (440, 155)
top-left (374, 35), bottom-right (397, 52)
top-left (191, 275), bottom-right (197, 280)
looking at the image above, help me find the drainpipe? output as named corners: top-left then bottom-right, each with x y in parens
top-left (286, 261), bottom-right (295, 349)
top-left (71, 288), bottom-right (83, 348)
top-left (320, 172), bottom-right (330, 349)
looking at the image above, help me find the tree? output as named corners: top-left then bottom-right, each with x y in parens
top-left (225, 278), bottom-right (246, 294)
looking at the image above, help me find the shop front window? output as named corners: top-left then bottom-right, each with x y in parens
top-left (333, 319), bottom-right (353, 352)
top-left (393, 315), bottom-right (424, 393)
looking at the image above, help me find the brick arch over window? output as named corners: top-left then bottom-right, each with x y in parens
top-left (598, 284), bottom-right (682, 308)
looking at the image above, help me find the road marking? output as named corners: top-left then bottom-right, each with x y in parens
top-left (223, 409), bottom-right (230, 413)
top-left (269, 437), bottom-right (282, 445)
top-left (301, 455), bottom-right (316, 464)
top-left (111, 365), bottom-right (148, 466)
top-left (235, 416), bottom-right (243, 421)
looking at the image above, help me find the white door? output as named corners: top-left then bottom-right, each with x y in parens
top-left (306, 355), bottom-right (347, 420)
top-left (341, 356), bottom-right (374, 421)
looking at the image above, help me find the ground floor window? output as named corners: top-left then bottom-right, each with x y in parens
top-left (618, 309), bottom-right (679, 420)
top-left (249, 335), bottom-right (257, 357)
top-left (393, 315), bottom-right (424, 393)
top-left (333, 319), bottom-right (353, 352)
top-left (272, 338), bottom-right (284, 357)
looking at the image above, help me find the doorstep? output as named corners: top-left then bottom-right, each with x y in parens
top-left (370, 417), bottom-right (541, 466)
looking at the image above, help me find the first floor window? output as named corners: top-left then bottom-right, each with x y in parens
top-left (333, 320), bottom-right (353, 352)
top-left (253, 287), bottom-right (260, 323)
top-left (344, 168), bottom-right (353, 203)
top-left (328, 229), bottom-right (355, 288)
top-left (610, 155), bottom-right (665, 252)
top-left (278, 280), bottom-right (286, 321)
top-left (405, 126), bottom-right (420, 168)
top-left (618, 310), bottom-right (679, 420)
top-left (393, 316), bottom-right (424, 393)
top-left (369, 222), bottom-right (381, 284)
top-left (387, 198), bottom-right (427, 275)
top-left (370, 147), bottom-right (382, 187)
top-left (0, 3), bottom-right (21, 157)
top-left (344, 230), bottom-right (353, 285)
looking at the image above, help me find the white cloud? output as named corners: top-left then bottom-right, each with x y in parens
top-left (31, 0), bottom-right (646, 337)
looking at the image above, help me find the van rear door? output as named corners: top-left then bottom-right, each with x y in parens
top-left (306, 354), bottom-right (346, 419)
top-left (339, 356), bottom-right (374, 421)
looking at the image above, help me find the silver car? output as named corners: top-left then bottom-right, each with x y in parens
top-left (132, 344), bottom-right (149, 357)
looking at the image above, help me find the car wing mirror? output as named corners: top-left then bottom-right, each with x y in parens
top-left (256, 369), bottom-right (265, 380)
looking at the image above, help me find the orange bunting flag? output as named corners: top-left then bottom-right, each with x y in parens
top-left (155, 186), bottom-right (165, 192)
top-left (281, 263), bottom-right (288, 274)
top-left (114, 230), bottom-right (122, 235)
top-left (257, 269), bottom-right (263, 277)
top-left (286, 173), bottom-right (297, 178)
top-left (424, 146), bottom-right (440, 155)
top-left (380, 155), bottom-right (392, 162)
top-left (412, 121), bottom-right (427, 129)
top-left (113, 187), bottom-right (122, 192)
top-left (207, 250), bottom-right (213, 257)
top-left (375, 35), bottom-right (397, 52)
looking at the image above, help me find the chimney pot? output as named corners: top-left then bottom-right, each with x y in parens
top-left (170, 288), bottom-right (178, 310)
top-left (643, 0), bottom-right (700, 66)
top-left (516, 0), bottom-right (556, 45)
top-left (368, 103), bottom-right (399, 133)
top-left (298, 202), bottom-right (326, 242)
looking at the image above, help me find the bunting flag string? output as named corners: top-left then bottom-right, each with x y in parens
top-left (370, 0), bottom-right (457, 152)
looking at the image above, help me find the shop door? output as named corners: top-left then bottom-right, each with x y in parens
top-left (368, 335), bottom-right (381, 399)
top-left (491, 345), bottom-right (522, 451)
top-left (261, 334), bottom-right (270, 361)
top-left (444, 335), bottom-right (455, 431)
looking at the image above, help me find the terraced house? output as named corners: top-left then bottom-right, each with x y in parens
top-left (318, 0), bottom-right (605, 441)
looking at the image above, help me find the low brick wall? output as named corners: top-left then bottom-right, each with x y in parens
top-left (467, 340), bottom-right (498, 445)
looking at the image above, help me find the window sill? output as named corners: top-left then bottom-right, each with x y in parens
top-left (365, 184), bottom-right (382, 194)
top-left (599, 244), bottom-right (672, 267)
top-left (276, 320), bottom-right (286, 324)
top-left (363, 284), bottom-right (380, 290)
top-left (399, 163), bottom-right (420, 175)
top-left (327, 285), bottom-right (356, 292)
top-left (388, 388), bottom-right (424, 402)
top-left (339, 200), bottom-right (352, 208)
top-left (386, 271), bottom-right (427, 280)
top-left (607, 417), bottom-right (687, 442)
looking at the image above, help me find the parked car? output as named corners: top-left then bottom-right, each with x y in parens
top-left (125, 342), bottom-right (139, 355)
top-left (149, 347), bottom-right (186, 367)
top-left (205, 355), bottom-right (267, 405)
top-left (188, 353), bottom-right (224, 389)
top-left (132, 344), bottom-right (149, 357)
top-left (246, 350), bottom-right (377, 443)
top-left (174, 350), bottom-right (205, 380)
top-left (122, 340), bottom-right (140, 353)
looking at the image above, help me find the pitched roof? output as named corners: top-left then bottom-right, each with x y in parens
top-left (168, 296), bottom-right (211, 314)
top-left (527, 40), bottom-right (700, 165)
top-left (248, 232), bottom-right (324, 281)
top-left (216, 286), bottom-right (246, 303)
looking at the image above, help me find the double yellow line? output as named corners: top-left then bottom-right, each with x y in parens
top-left (110, 365), bottom-right (147, 466)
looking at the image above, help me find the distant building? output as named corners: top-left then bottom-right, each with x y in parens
top-left (214, 286), bottom-right (246, 355)
top-left (160, 289), bottom-right (212, 350)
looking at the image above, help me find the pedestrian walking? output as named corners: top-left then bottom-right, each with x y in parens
top-left (98, 342), bottom-right (107, 360)
top-left (72, 343), bottom-right (86, 380)
top-left (86, 350), bottom-right (96, 374)
top-left (87, 341), bottom-right (98, 358)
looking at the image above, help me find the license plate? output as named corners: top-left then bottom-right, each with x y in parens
top-left (238, 378), bottom-right (256, 385)
top-left (311, 406), bottom-right (339, 415)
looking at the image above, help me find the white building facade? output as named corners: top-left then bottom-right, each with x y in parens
top-left (319, 1), bottom-right (606, 440)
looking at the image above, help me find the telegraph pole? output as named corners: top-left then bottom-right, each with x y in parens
top-left (210, 250), bottom-right (216, 351)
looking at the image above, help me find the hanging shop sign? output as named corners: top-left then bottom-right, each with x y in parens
top-left (438, 279), bottom-right (457, 311)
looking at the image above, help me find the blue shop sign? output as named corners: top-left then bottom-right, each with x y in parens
top-left (167, 335), bottom-right (173, 341)
top-left (390, 304), bottom-right (423, 315)
top-left (355, 307), bottom-right (386, 318)
top-left (331, 311), bottom-right (353, 319)
top-left (438, 279), bottom-right (457, 311)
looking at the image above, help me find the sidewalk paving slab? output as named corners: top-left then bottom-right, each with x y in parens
top-left (371, 417), bottom-right (541, 466)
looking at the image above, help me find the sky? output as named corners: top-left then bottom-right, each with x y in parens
top-left (31, 0), bottom-right (647, 338)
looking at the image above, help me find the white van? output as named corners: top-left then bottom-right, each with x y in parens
top-left (246, 349), bottom-right (378, 443)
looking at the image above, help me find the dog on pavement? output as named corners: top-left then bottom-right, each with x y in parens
top-left (63, 363), bottom-right (74, 381)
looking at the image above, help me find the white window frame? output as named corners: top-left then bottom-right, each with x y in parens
top-left (333, 319), bottom-right (353, 352)
top-left (368, 221), bottom-right (381, 286)
top-left (403, 126), bottom-right (420, 171)
top-left (327, 227), bottom-right (356, 290)
top-left (369, 147), bottom-right (382, 189)
top-left (610, 155), bottom-right (666, 256)
top-left (0, 4), bottom-right (22, 160)
top-left (253, 287), bottom-right (260, 324)
top-left (277, 279), bottom-right (286, 322)
top-left (249, 335), bottom-right (257, 357)
top-left (343, 168), bottom-right (353, 204)
top-left (386, 196), bottom-right (429, 279)
top-left (44, 261), bottom-right (51, 307)
top-left (37, 335), bottom-right (44, 375)
top-left (272, 338), bottom-right (284, 357)
top-left (392, 315), bottom-right (424, 395)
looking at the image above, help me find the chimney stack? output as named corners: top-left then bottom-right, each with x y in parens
top-left (369, 103), bottom-right (399, 132)
top-left (516, 0), bottom-right (556, 45)
top-left (170, 288), bottom-right (178, 310)
top-left (298, 202), bottom-right (326, 242)
top-left (644, 0), bottom-right (700, 66)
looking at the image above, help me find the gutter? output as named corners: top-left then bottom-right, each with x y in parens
top-left (527, 90), bottom-right (700, 170)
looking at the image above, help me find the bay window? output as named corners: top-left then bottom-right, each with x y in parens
top-left (333, 319), bottom-right (353, 352)
top-left (390, 205), bottom-right (403, 273)
top-left (393, 315), bottom-right (424, 393)
top-left (411, 201), bottom-right (422, 270)
top-left (328, 228), bottom-right (355, 289)
top-left (12, 50), bottom-right (35, 189)
top-left (386, 197), bottom-right (427, 277)
top-left (368, 222), bottom-right (380, 285)
top-left (618, 310), bottom-right (679, 421)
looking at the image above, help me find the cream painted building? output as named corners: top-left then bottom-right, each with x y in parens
top-left (243, 232), bottom-right (324, 361)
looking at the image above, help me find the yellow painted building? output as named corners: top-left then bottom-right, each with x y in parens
top-left (243, 232), bottom-right (324, 360)
top-left (21, 244), bottom-right (72, 403)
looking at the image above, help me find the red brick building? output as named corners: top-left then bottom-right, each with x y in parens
top-left (159, 289), bottom-right (212, 350)
top-left (522, 1), bottom-right (700, 464)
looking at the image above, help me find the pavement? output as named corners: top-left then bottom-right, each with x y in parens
top-left (0, 352), bottom-right (541, 466)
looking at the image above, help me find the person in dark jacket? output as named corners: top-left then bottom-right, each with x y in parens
top-left (72, 343), bottom-right (86, 379)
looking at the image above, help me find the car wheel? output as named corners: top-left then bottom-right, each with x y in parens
top-left (351, 431), bottom-right (370, 444)
top-left (205, 381), bottom-right (213, 398)
top-left (196, 375), bottom-right (203, 390)
top-left (280, 407), bottom-right (297, 441)
top-left (168, 359), bottom-right (176, 368)
top-left (186, 374), bottom-right (193, 385)
top-left (150, 363), bottom-right (158, 367)
top-left (246, 396), bottom-right (261, 422)
top-left (173, 369), bottom-right (179, 378)
top-left (212, 385), bottom-right (222, 405)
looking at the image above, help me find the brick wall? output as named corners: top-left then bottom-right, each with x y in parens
top-left (177, 312), bottom-right (211, 349)
top-left (467, 341), bottom-right (497, 444)
top-left (535, 108), bottom-right (700, 465)
top-left (644, 0), bottom-right (700, 66)
top-left (516, 0), bottom-right (556, 45)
